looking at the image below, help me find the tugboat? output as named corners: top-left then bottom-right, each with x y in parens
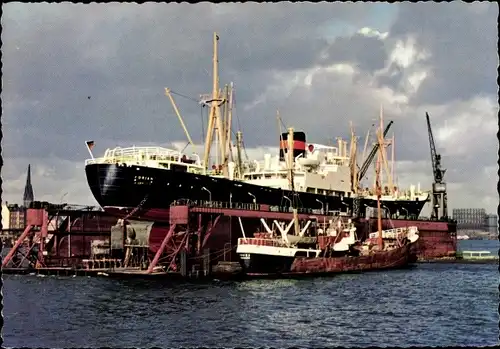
top-left (236, 123), bottom-right (420, 277)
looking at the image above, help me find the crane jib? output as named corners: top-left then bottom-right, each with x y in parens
top-left (358, 120), bottom-right (394, 182)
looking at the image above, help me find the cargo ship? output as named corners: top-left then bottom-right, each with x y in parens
top-left (83, 32), bottom-right (455, 260)
top-left (84, 32), bottom-right (428, 224)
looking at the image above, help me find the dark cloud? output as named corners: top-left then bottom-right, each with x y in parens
top-left (2, 2), bottom-right (381, 161)
top-left (387, 2), bottom-right (498, 105)
top-left (375, 62), bottom-right (405, 90)
top-left (319, 33), bottom-right (388, 74)
top-left (1, 3), bottom-right (497, 212)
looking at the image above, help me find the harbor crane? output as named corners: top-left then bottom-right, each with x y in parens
top-left (357, 120), bottom-right (394, 186)
top-left (426, 112), bottom-right (448, 220)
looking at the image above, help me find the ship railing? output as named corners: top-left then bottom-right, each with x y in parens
top-left (368, 227), bottom-right (415, 239)
top-left (85, 146), bottom-right (203, 167)
top-left (237, 237), bottom-right (286, 248)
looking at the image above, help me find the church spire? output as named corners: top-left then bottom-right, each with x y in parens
top-left (23, 164), bottom-right (34, 208)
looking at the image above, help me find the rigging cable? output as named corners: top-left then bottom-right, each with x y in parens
top-left (227, 89), bottom-right (249, 161)
top-left (168, 89), bottom-right (210, 147)
top-left (279, 116), bottom-right (287, 131)
top-left (200, 104), bottom-right (205, 145)
top-left (169, 90), bottom-right (200, 103)
top-left (232, 88), bottom-right (242, 132)
top-left (181, 142), bottom-right (190, 153)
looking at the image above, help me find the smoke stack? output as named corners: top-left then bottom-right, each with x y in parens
top-left (279, 131), bottom-right (306, 161)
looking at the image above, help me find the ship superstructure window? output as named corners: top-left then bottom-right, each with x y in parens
top-left (243, 171), bottom-right (302, 181)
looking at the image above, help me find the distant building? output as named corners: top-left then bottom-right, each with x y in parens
top-left (1, 204), bottom-right (11, 230)
top-left (1, 203), bottom-right (26, 230)
top-left (485, 213), bottom-right (498, 235)
top-left (452, 208), bottom-right (487, 231)
top-left (8, 204), bottom-right (26, 230)
top-left (1, 164), bottom-right (35, 231)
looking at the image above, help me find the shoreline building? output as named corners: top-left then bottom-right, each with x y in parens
top-left (452, 208), bottom-right (497, 234)
top-left (452, 208), bottom-right (486, 231)
top-left (1, 165), bottom-right (34, 231)
top-left (485, 213), bottom-right (498, 235)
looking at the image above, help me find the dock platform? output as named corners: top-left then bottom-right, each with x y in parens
top-left (2, 267), bottom-right (179, 279)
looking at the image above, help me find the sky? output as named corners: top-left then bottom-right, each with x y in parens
top-left (1, 2), bottom-right (498, 215)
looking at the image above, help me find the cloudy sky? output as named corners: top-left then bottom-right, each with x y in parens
top-left (2, 2), bottom-right (498, 215)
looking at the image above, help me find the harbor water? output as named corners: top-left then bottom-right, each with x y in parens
top-left (2, 240), bottom-right (499, 347)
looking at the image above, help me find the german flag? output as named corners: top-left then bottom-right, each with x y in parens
top-left (86, 140), bottom-right (95, 151)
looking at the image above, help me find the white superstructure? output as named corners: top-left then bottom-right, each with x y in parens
top-left (240, 141), bottom-right (351, 197)
top-left (238, 139), bottom-right (429, 203)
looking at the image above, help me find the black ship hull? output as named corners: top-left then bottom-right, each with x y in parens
top-left (85, 163), bottom-right (427, 221)
top-left (239, 252), bottom-right (295, 274)
top-left (240, 243), bottom-right (418, 277)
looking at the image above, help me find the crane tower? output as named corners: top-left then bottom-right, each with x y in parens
top-left (426, 112), bottom-right (448, 220)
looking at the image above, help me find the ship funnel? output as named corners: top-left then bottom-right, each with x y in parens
top-left (279, 131), bottom-right (306, 161)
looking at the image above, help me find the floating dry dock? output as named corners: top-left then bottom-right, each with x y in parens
top-left (2, 201), bottom-right (464, 280)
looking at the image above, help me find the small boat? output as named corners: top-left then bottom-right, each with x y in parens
top-left (236, 218), bottom-right (419, 276)
top-left (236, 123), bottom-right (420, 277)
top-left (456, 250), bottom-right (498, 261)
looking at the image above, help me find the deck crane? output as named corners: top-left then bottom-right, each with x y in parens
top-left (164, 88), bottom-right (194, 146)
top-left (426, 112), bottom-right (448, 220)
top-left (356, 120), bottom-right (394, 188)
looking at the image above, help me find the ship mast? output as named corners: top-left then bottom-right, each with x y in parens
top-left (379, 105), bottom-right (394, 195)
top-left (376, 119), bottom-right (384, 250)
top-left (222, 82), bottom-right (234, 167)
top-left (202, 32), bottom-right (226, 174)
top-left (349, 121), bottom-right (358, 193)
top-left (391, 132), bottom-right (395, 191)
top-left (287, 127), bottom-right (300, 237)
top-left (235, 131), bottom-right (243, 178)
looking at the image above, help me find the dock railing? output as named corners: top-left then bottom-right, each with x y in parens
top-left (237, 237), bottom-right (287, 247)
top-left (170, 199), bottom-right (325, 215)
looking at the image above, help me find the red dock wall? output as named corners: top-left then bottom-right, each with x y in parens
top-left (364, 218), bottom-right (457, 259)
